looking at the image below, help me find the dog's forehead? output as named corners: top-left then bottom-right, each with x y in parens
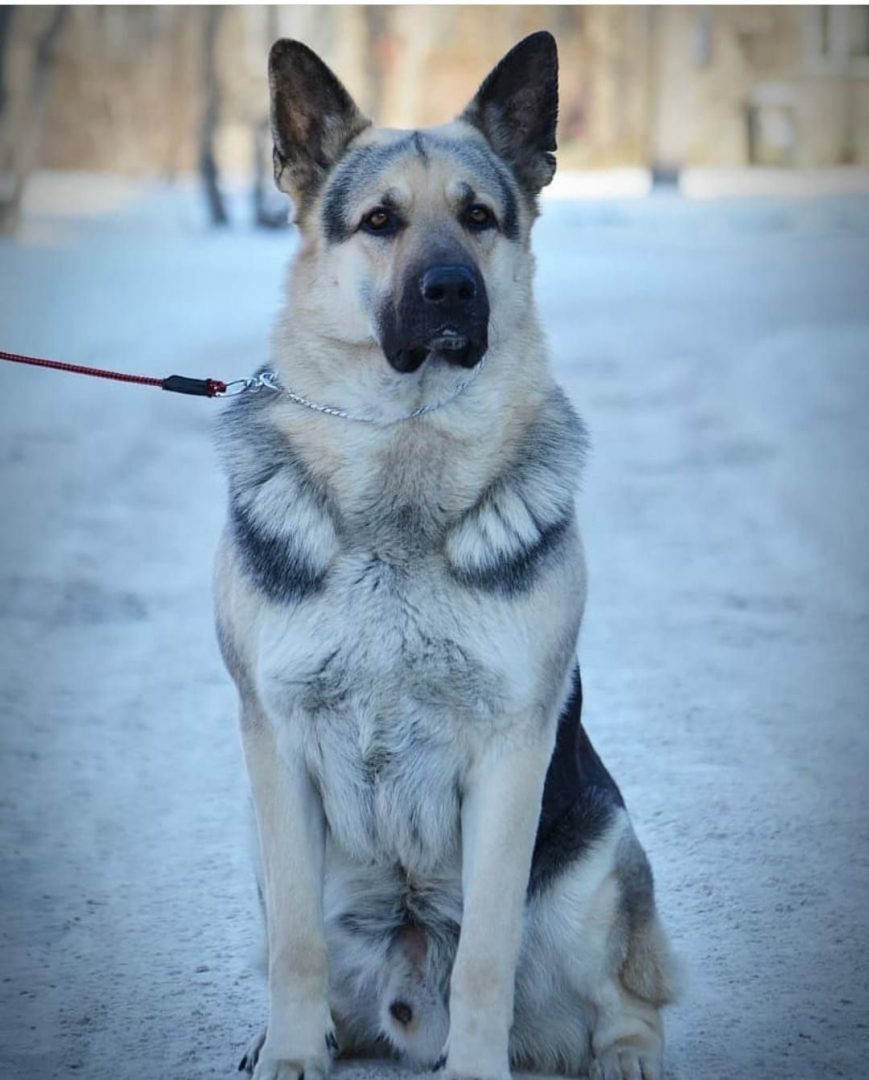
top-left (320, 123), bottom-right (521, 241)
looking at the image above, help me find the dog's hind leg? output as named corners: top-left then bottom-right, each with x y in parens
top-left (556, 815), bottom-right (677, 1080)
top-left (588, 980), bottom-right (665, 1080)
top-left (513, 809), bottom-right (677, 1079)
top-left (240, 707), bottom-right (337, 1080)
top-left (589, 831), bottom-right (678, 1080)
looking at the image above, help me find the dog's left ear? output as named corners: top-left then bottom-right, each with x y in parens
top-left (461, 31), bottom-right (559, 195)
top-left (269, 39), bottom-right (371, 202)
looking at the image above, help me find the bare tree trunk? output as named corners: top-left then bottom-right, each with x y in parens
top-left (0, 7), bottom-right (14, 119)
top-left (362, 6), bottom-right (390, 119)
top-left (0, 6), bottom-right (66, 234)
top-left (199, 6), bottom-right (227, 227)
top-left (252, 5), bottom-right (287, 228)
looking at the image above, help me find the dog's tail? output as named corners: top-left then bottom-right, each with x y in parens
top-left (379, 923), bottom-right (451, 1066)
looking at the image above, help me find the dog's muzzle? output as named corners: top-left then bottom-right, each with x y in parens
top-left (380, 263), bottom-right (489, 374)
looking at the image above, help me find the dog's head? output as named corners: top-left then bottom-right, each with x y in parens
top-left (269, 33), bottom-right (558, 377)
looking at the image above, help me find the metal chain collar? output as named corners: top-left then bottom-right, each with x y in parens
top-left (219, 356), bottom-right (489, 425)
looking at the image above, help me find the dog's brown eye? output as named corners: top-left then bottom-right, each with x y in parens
top-left (362, 208), bottom-right (393, 234)
top-left (464, 204), bottom-right (495, 231)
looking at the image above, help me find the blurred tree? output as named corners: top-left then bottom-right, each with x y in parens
top-left (252, 5), bottom-right (288, 228)
top-left (0, 3), bottom-right (864, 235)
top-left (0, 5), bottom-right (67, 233)
top-left (0, 7), bottom-right (11, 117)
top-left (199, 5), bottom-right (228, 226)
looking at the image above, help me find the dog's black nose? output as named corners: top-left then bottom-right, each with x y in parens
top-left (389, 999), bottom-right (414, 1025)
top-left (420, 265), bottom-right (477, 307)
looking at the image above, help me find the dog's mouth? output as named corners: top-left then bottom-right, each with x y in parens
top-left (387, 330), bottom-right (485, 374)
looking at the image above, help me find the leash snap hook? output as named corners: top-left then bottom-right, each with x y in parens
top-left (216, 372), bottom-right (283, 398)
top-left (216, 377), bottom-right (262, 398)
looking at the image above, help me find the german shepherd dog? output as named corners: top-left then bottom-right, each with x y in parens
top-left (215, 31), bottom-right (677, 1080)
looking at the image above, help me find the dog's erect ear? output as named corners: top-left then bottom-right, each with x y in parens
top-left (461, 31), bottom-right (558, 195)
top-left (269, 39), bottom-right (371, 201)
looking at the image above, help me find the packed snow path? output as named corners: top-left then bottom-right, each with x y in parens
top-left (1, 178), bottom-right (868, 1080)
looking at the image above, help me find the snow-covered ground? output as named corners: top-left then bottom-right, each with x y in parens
top-left (1, 174), bottom-right (868, 1080)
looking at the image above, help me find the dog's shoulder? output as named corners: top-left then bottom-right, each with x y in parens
top-left (445, 384), bottom-right (587, 596)
top-left (216, 384), bottom-right (339, 604)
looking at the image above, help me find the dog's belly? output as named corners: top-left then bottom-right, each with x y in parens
top-left (263, 553), bottom-right (514, 873)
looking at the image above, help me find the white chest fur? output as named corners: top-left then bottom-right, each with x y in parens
top-left (219, 381), bottom-right (588, 873)
top-left (257, 548), bottom-right (541, 873)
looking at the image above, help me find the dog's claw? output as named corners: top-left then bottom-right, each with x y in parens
top-left (239, 1028), bottom-right (266, 1076)
top-left (433, 1054), bottom-right (447, 1071)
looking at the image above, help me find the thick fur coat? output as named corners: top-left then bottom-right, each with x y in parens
top-left (214, 32), bottom-right (677, 1080)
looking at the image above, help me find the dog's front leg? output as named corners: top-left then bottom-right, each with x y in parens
top-left (445, 729), bottom-right (553, 1080)
top-left (241, 714), bottom-right (335, 1080)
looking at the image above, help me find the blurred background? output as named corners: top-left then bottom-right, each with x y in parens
top-left (2, 3), bottom-right (869, 230)
top-left (1, 7), bottom-right (869, 1080)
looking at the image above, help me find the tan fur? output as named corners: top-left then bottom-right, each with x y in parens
top-left (216, 35), bottom-right (676, 1080)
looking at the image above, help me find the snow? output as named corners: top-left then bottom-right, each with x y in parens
top-left (1, 174), bottom-right (868, 1080)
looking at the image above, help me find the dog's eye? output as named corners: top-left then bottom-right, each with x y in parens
top-left (463, 204), bottom-right (495, 232)
top-left (361, 207), bottom-right (397, 235)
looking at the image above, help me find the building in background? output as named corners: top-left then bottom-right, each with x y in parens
top-left (1, 5), bottom-right (868, 229)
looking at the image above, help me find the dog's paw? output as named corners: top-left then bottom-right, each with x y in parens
top-left (589, 1043), bottom-right (662, 1080)
top-left (440, 1067), bottom-right (511, 1080)
top-left (246, 1027), bottom-right (339, 1080)
top-left (251, 1053), bottom-right (329, 1080)
top-left (252, 1062), bottom-right (321, 1080)
top-left (434, 1045), bottom-right (510, 1080)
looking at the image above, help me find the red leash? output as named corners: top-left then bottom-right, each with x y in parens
top-left (0, 348), bottom-right (228, 398)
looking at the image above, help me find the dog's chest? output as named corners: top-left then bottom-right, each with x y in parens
top-left (244, 423), bottom-right (550, 872)
top-left (264, 544), bottom-right (505, 872)
top-left (264, 548), bottom-right (509, 874)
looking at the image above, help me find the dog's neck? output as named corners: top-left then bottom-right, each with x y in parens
top-left (269, 322), bottom-right (489, 424)
top-left (266, 327), bottom-right (553, 533)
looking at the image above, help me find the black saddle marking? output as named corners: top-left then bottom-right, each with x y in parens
top-left (529, 666), bottom-right (625, 896)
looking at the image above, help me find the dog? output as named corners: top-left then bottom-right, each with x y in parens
top-left (214, 31), bottom-right (677, 1080)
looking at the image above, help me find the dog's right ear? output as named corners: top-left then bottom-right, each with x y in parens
top-left (269, 40), bottom-right (370, 202)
